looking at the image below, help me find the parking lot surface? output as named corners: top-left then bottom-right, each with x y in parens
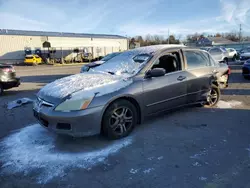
top-left (0, 63), bottom-right (250, 188)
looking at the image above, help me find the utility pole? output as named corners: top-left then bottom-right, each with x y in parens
top-left (168, 29), bottom-right (170, 44)
top-left (239, 24), bottom-right (242, 43)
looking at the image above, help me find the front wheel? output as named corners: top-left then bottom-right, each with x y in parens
top-left (224, 58), bottom-right (228, 65)
top-left (204, 84), bottom-right (221, 107)
top-left (102, 99), bottom-right (137, 140)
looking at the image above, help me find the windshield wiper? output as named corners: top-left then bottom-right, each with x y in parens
top-left (107, 71), bottom-right (115, 75)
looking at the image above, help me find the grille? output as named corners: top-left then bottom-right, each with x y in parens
top-left (37, 97), bottom-right (54, 107)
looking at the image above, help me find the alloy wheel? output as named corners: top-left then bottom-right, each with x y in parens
top-left (109, 107), bottom-right (133, 135)
top-left (207, 88), bottom-right (218, 106)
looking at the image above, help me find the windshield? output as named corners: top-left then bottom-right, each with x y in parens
top-left (93, 50), bottom-right (152, 75)
top-left (101, 52), bottom-right (120, 61)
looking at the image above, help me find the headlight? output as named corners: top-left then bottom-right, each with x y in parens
top-left (55, 97), bottom-right (93, 112)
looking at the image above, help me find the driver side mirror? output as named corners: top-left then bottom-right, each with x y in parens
top-left (145, 68), bottom-right (166, 78)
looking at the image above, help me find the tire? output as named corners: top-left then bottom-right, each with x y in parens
top-left (102, 99), bottom-right (137, 140)
top-left (244, 75), bottom-right (250, 80)
top-left (204, 84), bottom-right (221, 107)
top-left (0, 84), bottom-right (3, 96)
top-left (232, 55), bottom-right (237, 61)
top-left (224, 58), bottom-right (228, 65)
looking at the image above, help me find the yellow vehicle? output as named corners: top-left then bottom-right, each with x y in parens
top-left (24, 54), bottom-right (42, 65)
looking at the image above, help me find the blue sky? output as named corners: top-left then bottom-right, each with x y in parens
top-left (0, 0), bottom-right (249, 38)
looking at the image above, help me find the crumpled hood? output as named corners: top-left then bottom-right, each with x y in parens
top-left (38, 72), bottom-right (132, 102)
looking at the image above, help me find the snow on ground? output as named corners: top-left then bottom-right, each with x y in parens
top-left (216, 100), bottom-right (243, 109)
top-left (0, 124), bottom-right (132, 184)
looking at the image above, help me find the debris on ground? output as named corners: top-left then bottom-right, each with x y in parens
top-left (7, 98), bottom-right (34, 110)
top-left (130, 168), bottom-right (139, 174)
top-left (143, 168), bottom-right (154, 174)
top-left (199, 176), bottom-right (207, 181)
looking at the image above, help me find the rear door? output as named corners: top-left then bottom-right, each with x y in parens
top-left (183, 50), bottom-right (213, 104)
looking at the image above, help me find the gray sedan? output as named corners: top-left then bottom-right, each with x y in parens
top-left (34, 45), bottom-right (220, 139)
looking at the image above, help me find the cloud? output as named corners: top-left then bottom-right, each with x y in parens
top-left (220, 0), bottom-right (250, 27)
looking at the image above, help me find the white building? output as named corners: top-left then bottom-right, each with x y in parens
top-left (0, 29), bottom-right (129, 62)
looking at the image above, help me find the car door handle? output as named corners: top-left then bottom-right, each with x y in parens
top-left (177, 76), bottom-right (186, 81)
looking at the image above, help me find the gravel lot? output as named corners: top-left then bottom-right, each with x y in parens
top-left (0, 63), bottom-right (250, 188)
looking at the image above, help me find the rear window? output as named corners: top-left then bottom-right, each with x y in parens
top-left (25, 56), bottom-right (33, 59)
top-left (209, 48), bottom-right (222, 53)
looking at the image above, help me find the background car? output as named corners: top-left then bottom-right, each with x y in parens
top-left (239, 47), bottom-right (250, 64)
top-left (242, 59), bottom-right (250, 79)
top-left (208, 47), bottom-right (230, 64)
top-left (24, 54), bottom-right (42, 65)
top-left (0, 65), bottom-right (20, 95)
top-left (226, 48), bottom-right (237, 61)
top-left (200, 47), bottom-right (211, 51)
top-left (34, 45), bottom-right (220, 140)
top-left (80, 52), bottom-right (121, 73)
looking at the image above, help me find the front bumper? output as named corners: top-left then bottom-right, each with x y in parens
top-left (33, 105), bottom-right (104, 137)
top-left (1, 77), bottom-right (20, 89)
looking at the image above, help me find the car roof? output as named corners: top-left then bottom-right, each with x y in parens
top-left (129, 44), bottom-right (187, 55)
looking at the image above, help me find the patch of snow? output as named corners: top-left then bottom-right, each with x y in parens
top-left (38, 72), bottom-right (132, 99)
top-left (148, 157), bottom-right (154, 161)
top-left (246, 146), bottom-right (250, 157)
top-left (192, 162), bottom-right (201, 167)
top-left (216, 100), bottom-right (242, 109)
top-left (130, 168), bottom-right (139, 174)
top-left (0, 124), bottom-right (132, 184)
top-left (190, 150), bottom-right (208, 159)
top-left (7, 98), bottom-right (33, 110)
top-left (199, 177), bottom-right (207, 181)
top-left (143, 168), bottom-right (154, 174)
top-left (157, 156), bottom-right (164, 160)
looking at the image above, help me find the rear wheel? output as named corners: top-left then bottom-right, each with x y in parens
top-left (204, 84), bottom-right (220, 107)
top-left (102, 99), bottom-right (137, 140)
top-left (232, 55), bottom-right (237, 61)
top-left (224, 58), bottom-right (228, 65)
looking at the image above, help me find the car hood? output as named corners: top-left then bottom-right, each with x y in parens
top-left (38, 72), bottom-right (132, 103)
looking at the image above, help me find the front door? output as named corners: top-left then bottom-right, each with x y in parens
top-left (142, 52), bottom-right (188, 115)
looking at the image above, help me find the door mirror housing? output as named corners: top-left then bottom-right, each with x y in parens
top-left (145, 68), bottom-right (166, 78)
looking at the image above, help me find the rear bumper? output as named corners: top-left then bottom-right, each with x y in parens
top-left (1, 77), bottom-right (20, 89)
top-left (33, 105), bottom-right (104, 137)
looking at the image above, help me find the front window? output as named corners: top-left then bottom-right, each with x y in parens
top-left (150, 52), bottom-right (181, 74)
top-left (209, 48), bottom-right (222, 54)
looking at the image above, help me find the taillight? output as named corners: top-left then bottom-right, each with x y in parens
top-left (228, 68), bottom-right (231, 75)
top-left (2, 68), bottom-right (14, 73)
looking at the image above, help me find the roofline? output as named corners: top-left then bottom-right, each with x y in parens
top-left (0, 29), bottom-right (128, 39)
